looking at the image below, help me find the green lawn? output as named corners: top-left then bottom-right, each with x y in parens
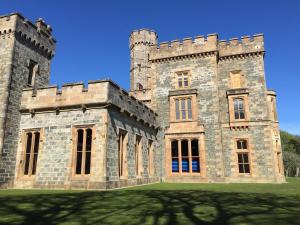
top-left (0, 178), bottom-right (300, 225)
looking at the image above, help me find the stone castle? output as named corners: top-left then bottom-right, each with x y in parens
top-left (0, 12), bottom-right (285, 189)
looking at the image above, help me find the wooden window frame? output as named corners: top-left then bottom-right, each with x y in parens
top-left (20, 128), bottom-right (43, 179)
top-left (72, 125), bottom-right (95, 178)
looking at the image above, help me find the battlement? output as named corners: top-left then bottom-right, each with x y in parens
top-left (218, 34), bottom-right (264, 57)
top-left (0, 12), bottom-right (56, 58)
top-left (129, 28), bottom-right (157, 48)
top-left (149, 34), bottom-right (218, 61)
top-left (20, 79), bottom-right (158, 128)
top-left (148, 33), bottom-right (264, 61)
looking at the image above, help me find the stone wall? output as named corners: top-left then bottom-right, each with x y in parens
top-left (106, 109), bottom-right (159, 189)
top-left (14, 108), bottom-right (107, 189)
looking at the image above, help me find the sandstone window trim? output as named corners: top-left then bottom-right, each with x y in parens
top-left (118, 129), bottom-right (128, 178)
top-left (27, 60), bottom-right (39, 87)
top-left (170, 138), bottom-right (201, 175)
top-left (176, 71), bottom-right (190, 89)
top-left (229, 70), bottom-right (245, 89)
top-left (270, 97), bottom-right (278, 121)
top-left (135, 134), bottom-right (143, 177)
top-left (20, 128), bottom-right (43, 178)
top-left (235, 138), bottom-right (252, 175)
top-left (233, 98), bottom-right (245, 120)
top-left (72, 126), bottom-right (95, 177)
top-left (148, 139), bottom-right (154, 176)
top-left (228, 94), bottom-right (249, 124)
top-left (173, 97), bottom-right (193, 121)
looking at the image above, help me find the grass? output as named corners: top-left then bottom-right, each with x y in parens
top-left (0, 178), bottom-right (299, 225)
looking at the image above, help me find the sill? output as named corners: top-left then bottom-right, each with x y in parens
top-left (119, 176), bottom-right (128, 180)
top-left (19, 175), bottom-right (36, 180)
top-left (238, 173), bottom-right (251, 177)
top-left (170, 172), bottom-right (201, 176)
top-left (71, 175), bottom-right (90, 180)
top-left (171, 120), bottom-right (195, 123)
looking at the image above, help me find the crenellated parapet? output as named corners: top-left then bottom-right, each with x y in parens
top-left (218, 34), bottom-right (264, 59)
top-left (0, 12), bottom-right (55, 59)
top-left (20, 79), bottom-right (158, 128)
top-left (149, 34), bottom-right (218, 62)
top-left (129, 28), bottom-right (157, 49)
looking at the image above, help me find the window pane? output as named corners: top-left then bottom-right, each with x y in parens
top-left (182, 158), bottom-right (189, 172)
top-left (76, 129), bottom-right (84, 174)
top-left (191, 140), bottom-right (199, 156)
top-left (234, 112), bottom-right (239, 120)
top-left (192, 158), bottom-right (200, 172)
top-left (175, 99), bottom-right (180, 120)
top-left (240, 111), bottom-right (245, 119)
top-left (184, 77), bottom-right (188, 87)
top-left (76, 152), bottom-right (82, 174)
top-left (86, 129), bottom-right (92, 152)
top-left (33, 133), bottom-right (40, 153)
top-left (234, 99), bottom-right (239, 110)
top-left (32, 132), bottom-right (40, 175)
top-left (244, 164), bottom-right (250, 173)
top-left (27, 64), bottom-right (34, 85)
top-left (85, 129), bottom-right (92, 174)
top-left (171, 141), bottom-right (178, 157)
top-left (234, 99), bottom-right (245, 120)
top-left (181, 140), bottom-right (188, 157)
top-left (172, 159), bottom-right (179, 172)
top-left (237, 140), bottom-right (242, 149)
top-left (178, 77), bottom-right (182, 87)
top-left (187, 98), bottom-right (192, 119)
top-left (85, 152), bottom-right (91, 174)
top-left (243, 154), bottom-right (249, 163)
top-left (24, 133), bottom-right (32, 175)
top-left (25, 133), bottom-right (32, 154)
top-left (238, 164), bottom-right (244, 173)
top-left (238, 154), bottom-right (243, 163)
top-left (181, 99), bottom-right (186, 119)
top-left (77, 130), bottom-right (84, 152)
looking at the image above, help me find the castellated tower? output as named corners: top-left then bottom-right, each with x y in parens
top-left (129, 29), bottom-right (157, 103)
top-left (0, 13), bottom-right (56, 187)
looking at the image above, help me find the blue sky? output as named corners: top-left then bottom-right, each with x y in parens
top-left (1, 0), bottom-right (300, 135)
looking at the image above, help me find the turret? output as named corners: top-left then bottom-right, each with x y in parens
top-left (129, 29), bottom-right (157, 91)
top-left (0, 12), bottom-right (56, 187)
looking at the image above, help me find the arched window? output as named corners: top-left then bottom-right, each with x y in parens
top-left (234, 98), bottom-right (245, 120)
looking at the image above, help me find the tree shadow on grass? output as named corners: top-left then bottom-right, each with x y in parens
top-left (0, 190), bottom-right (299, 225)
